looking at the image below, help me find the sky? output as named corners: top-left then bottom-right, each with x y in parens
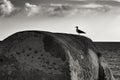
top-left (0, 0), bottom-right (120, 41)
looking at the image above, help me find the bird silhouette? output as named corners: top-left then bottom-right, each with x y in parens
top-left (75, 26), bottom-right (86, 34)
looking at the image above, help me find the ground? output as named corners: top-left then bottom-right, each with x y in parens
top-left (95, 42), bottom-right (120, 80)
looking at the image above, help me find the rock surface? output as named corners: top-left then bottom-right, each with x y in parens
top-left (95, 42), bottom-right (120, 80)
top-left (0, 31), bottom-right (115, 80)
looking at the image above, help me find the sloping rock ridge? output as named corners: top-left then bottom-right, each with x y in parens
top-left (0, 31), bottom-right (115, 80)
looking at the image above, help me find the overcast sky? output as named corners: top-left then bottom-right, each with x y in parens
top-left (0, 0), bottom-right (120, 41)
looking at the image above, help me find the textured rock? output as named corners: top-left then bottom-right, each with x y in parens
top-left (0, 31), bottom-right (115, 80)
top-left (94, 42), bottom-right (120, 80)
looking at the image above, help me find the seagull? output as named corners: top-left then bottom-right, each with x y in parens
top-left (75, 26), bottom-right (86, 34)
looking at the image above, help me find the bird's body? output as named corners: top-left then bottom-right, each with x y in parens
top-left (75, 26), bottom-right (86, 34)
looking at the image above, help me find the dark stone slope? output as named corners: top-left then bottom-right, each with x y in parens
top-left (0, 31), bottom-right (115, 80)
top-left (94, 42), bottom-right (120, 80)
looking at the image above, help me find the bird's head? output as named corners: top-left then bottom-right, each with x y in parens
top-left (75, 26), bottom-right (78, 28)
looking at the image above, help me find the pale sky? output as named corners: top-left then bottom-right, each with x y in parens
top-left (0, 0), bottom-right (120, 41)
